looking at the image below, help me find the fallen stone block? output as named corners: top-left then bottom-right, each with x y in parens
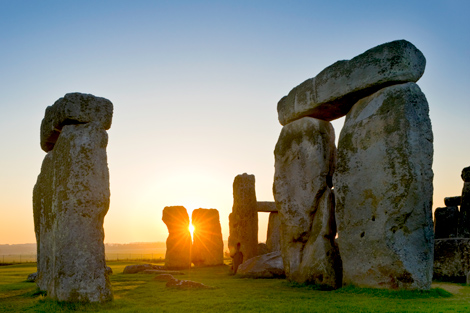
top-left (237, 251), bottom-right (285, 278)
top-left (434, 238), bottom-right (470, 283)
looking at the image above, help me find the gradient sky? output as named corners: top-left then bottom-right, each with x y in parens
top-left (1, 1), bottom-right (469, 245)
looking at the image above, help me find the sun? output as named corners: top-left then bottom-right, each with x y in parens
top-left (189, 224), bottom-right (195, 240)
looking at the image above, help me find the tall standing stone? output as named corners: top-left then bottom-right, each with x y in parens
top-left (191, 208), bottom-right (224, 266)
top-left (33, 93), bottom-right (113, 302)
top-left (274, 117), bottom-right (341, 288)
top-left (459, 167), bottom-right (470, 237)
top-left (266, 212), bottom-right (281, 253)
top-left (228, 174), bottom-right (258, 262)
top-left (162, 206), bottom-right (192, 269)
top-left (434, 207), bottom-right (459, 239)
top-left (334, 82), bottom-right (434, 290)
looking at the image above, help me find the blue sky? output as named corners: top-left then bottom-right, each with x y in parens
top-left (1, 0), bottom-right (469, 244)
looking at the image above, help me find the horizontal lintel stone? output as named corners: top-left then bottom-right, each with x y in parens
top-left (277, 39), bottom-right (426, 125)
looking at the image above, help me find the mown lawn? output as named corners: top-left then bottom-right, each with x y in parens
top-left (1, 261), bottom-right (469, 312)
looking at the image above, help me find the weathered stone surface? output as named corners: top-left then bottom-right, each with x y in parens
top-left (274, 117), bottom-right (341, 288)
top-left (123, 264), bottom-right (164, 274)
top-left (334, 82), bottom-right (434, 290)
top-left (40, 93), bottom-right (113, 152)
top-left (434, 207), bottom-right (459, 239)
top-left (462, 167), bottom-right (470, 182)
top-left (434, 238), bottom-right (470, 283)
top-left (228, 174), bottom-right (258, 262)
top-left (191, 208), bottom-right (224, 267)
top-left (166, 278), bottom-right (213, 289)
top-left (237, 251), bottom-right (285, 278)
top-left (32, 151), bottom-right (54, 291)
top-left (33, 122), bottom-right (113, 302)
top-left (257, 201), bottom-right (278, 212)
top-left (277, 40), bottom-right (426, 125)
top-left (444, 196), bottom-right (461, 207)
top-left (460, 182), bottom-right (470, 237)
top-left (162, 206), bottom-right (192, 269)
top-left (266, 212), bottom-right (281, 252)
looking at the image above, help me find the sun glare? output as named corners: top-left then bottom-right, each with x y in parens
top-left (189, 224), bottom-right (195, 240)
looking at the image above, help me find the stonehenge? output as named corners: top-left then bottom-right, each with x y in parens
top-left (434, 166), bottom-right (470, 282)
top-left (274, 39), bottom-right (434, 290)
top-left (33, 93), bottom-right (113, 302)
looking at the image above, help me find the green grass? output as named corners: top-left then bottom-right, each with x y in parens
top-left (1, 262), bottom-right (470, 312)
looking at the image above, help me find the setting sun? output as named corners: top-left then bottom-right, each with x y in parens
top-left (189, 224), bottom-right (195, 240)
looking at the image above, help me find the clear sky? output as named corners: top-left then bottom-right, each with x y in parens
top-left (1, 0), bottom-right (469, 245)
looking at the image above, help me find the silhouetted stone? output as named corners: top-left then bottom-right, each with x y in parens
top-left (334, 83), bottom-right (434, 290)
top-left (274, 117), bottom-right (341, 288)
top-left (237, 251), bottom-right (285, 278)
top-left (228, 174), bottom-right (258, 262)
top-left (266, 212), bottom-right (281, 252)
top-left (434, 207), bottom-right (459, 239)
top-left (162, 206), bottom-right (192, 269)
top-left (460, 182), bottom-right (470, 237)
top-left (40, 93), bottom-right (113, 152)
top-left (462, 167), bottom-right (470, 182)
top-left (191, 208), bottom-right (224, 266)
top-left (277, 40), bottom-right (426, 125)
top-left (444, 196), bottom-right (461, 207)
top-left (434, 238), bottom-right (470, 283)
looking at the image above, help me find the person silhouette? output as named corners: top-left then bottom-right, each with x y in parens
top-left (232, 242), bottom-right (243, 274)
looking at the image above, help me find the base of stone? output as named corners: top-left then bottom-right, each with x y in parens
top-left (434, 238), bottom-right (470, 283)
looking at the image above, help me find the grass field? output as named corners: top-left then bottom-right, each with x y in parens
top-left (1, 261), bottom-right (469, 312)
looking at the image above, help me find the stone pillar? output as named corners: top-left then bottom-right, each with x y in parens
top-left (191, 208), bottom-right (224, 266)
top-left (266, 212), bottom-right (281, 252)
top-left (228, 173), bottom-right (258, 262)
top-left (162, 206), bottom-right (192, 269)
top-left (334, 83), bottom-right (434, 290)
top-left (434, 207), bottom-right (459, 239)
top-left (274, 117), bottom-right (341, 288)
top-left (459, 167), bottom-right (470, 237)
top-left (33, 93), bottom-right (113, 302)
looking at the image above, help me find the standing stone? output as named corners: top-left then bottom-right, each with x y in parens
top-left (191, 208), bottom-right (224, 266)
top-left (50, 123), bottom-right (112, 302)
top-left (32, 152), bottom-right (54, 292)
top-left (434, 207), bottom-right (459, 239)
top-left (334, 82), bottom-right (434, 290)
top-left (434, 238), bottom-right (470, 283)
top-left (162, 206), bottom-right (192, 269)
top-left (444, 196), bottom-right (461, 207)
top-left (277, 40), bottom-right (426, 125)
top-left (266, 212), bottom-right (281, 252)
top-left (459, 167), bottom-right (470, 237)
top-left (274, 117), bottom-right (341, 288)
top-left (33, 93), bottom-right (113, 302)
top-left (228, 174), bottom-right (258, 262)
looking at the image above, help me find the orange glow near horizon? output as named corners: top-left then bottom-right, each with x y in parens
top-left (189, 224), bottom-right (195, 241)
